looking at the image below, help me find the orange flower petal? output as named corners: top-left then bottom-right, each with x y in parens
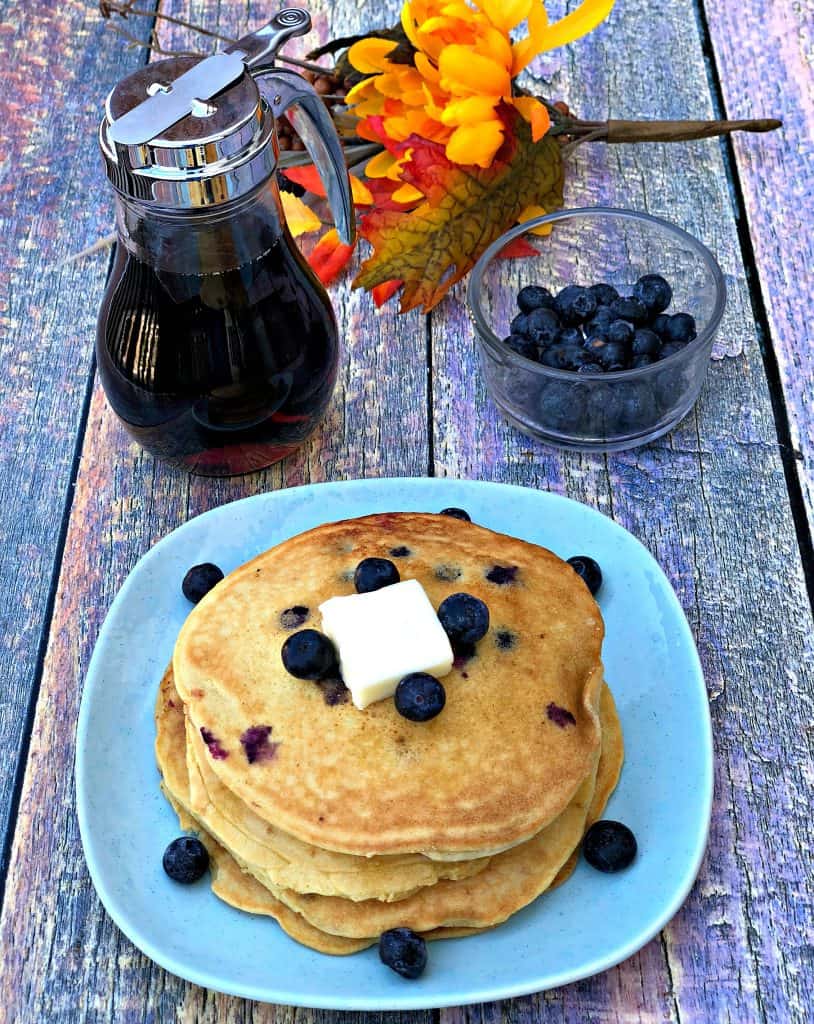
top-left (392, 183), bottom-right (424, 203)
top-left (440, 94), bottom-right (500, 127)
top-left (350, 175), bottom-right (374, 206)
top-left (309, 228), bottom-right (355, 285)
top-left (365, 149), bottom-right (397, 179)
top-left (474, 0), bottom-right (533, 33)
top-left (518, 204), bottom-right (554, 235)
top-left (445, 119), bottom-right (505, 167)
top-left (438, 45), bottom-right (511, 96)
top-left (347, 37), bottom-right (398, 74)
top-left (512, 95), bottom-right (551, 141)
top-left (281, 192), bottom-right (321, 236)
top-left (372, 279), bottom-right (403, 308)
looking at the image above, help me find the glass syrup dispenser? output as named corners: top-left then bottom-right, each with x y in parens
top-left (96, 8), bottom-right (354, 475)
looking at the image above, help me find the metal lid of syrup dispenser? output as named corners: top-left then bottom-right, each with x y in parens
top-left (100, 9), bottom-right (318, 209)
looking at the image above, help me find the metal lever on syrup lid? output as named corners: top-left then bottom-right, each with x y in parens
top-left (99, 7), bottom-right (354, 242)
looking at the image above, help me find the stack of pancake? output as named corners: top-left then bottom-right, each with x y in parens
top-left (155, 513), bottom-right (623, 954)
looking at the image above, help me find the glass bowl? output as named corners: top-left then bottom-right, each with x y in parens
top-left (466, 207), bottom-right (726, 452)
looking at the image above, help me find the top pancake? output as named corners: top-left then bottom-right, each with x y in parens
top-left (173, 513), bottom-right (604, 856)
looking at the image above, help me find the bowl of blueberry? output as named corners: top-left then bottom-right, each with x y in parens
top-left (467, 207), bottom-right (726, 451)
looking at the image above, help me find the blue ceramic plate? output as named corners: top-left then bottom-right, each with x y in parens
top-left (76, 478), bottom-right (712, 1009)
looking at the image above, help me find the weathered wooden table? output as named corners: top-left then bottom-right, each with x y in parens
top-left (2, 0), bottom-right (812, 1020)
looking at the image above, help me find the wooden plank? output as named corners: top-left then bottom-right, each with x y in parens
top-left (430, 2), bottom-right (814, 1023)
top-left (0, 0), bottom-right (157, 864)
top-left (701, 0), bottom-right (814, 539)
top-left (0, 1), bottom-right (430, 1022)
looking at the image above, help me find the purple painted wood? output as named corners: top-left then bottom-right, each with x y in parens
top-left (0, 1), bottom-right (430, 1022)
top-left (431, 1), bottom-right (814, 1022)
top-left (703, 0), bottom-right (814, 537)
top-left (0, 0), bottom-right (158, 864)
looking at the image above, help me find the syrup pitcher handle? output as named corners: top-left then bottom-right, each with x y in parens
top-left (227, 9), bottom-right (355, 245)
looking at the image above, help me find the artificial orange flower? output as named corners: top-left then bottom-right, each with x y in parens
top-left (348, 0), bottom-right (614, 169)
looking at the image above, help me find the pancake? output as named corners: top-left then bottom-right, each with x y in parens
top-left (172, 512), bottom-right (604, 856)
top-left (263, 687), bottom-right (621, 938)
top-left (156, 676), bottom-right (373, 954)
top-left (180, 690), bottom-right (491, 900)
top-left (156, 669), bottom-right (624, 952)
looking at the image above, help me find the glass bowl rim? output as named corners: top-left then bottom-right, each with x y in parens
top-left (466, 206), bottom-right (727, 382)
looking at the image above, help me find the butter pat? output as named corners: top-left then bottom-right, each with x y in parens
top-left (319, 579), bottom-right (453, 710)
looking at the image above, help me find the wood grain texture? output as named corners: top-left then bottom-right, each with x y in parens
top-left (0, 1), bottom-right (430, 1022)
top-left (702, 0), bottom-right (814, 536)
top-left (0, 0), bottom-right (156, 865)
top-left (429, 1), bottom-right (814, 1022)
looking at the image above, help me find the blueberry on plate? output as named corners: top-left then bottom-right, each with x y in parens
top-left (182, 563), bottom-right (224, 604)
top-left (607, 320), bottom-right (634, 347)
top-left (582, 820), bottom-right (637, 872)
top-left (440, 507), bottom-right (471, 522)
top-left (588, 282), bottom-right (619, 307)
top-left (354, 557), bottom-right (400, 593)
top-left (553, 285), bottom-right (597, 326)
top-left (609, 296), bottom-right (648, 326)
top-left (566, 555), bottom-right (602, 595)
top-left (379, 927), bottom-right (428, 979)
top-left (665, 312), bottom-right (697, 345)
top-left (163, 836), bottom-right (209, 883)
top-left (504, 333), bottom-right (539, 360)
top-left (281, 629), bottom-right (339, 680)
top-left (438, 593), bottom-right (490, 646)
top-left (395, 673), bottom-right (446, 722)
top-left (631, 328), bottom-right (662, 357)
top-left (526, 306), bottom-right (560, 347)
top-left (633, 273), bottom-right (672, 314)
top-left (517, 284), bottom-right (554, 313)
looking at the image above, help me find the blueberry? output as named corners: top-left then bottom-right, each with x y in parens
top-left (389, 546), bottom-right (412, 557)
top-left (589, 282), bottom-right (619, 307)
top-left (633, 273), bottom-right (672, 314)
top-left (440, 507), bottom-right (471, 522)
top-left (617, 385), bottom-right (657, 429)
top-left (504, 333), bottom-right (539, 360)
top-left (517, 284), bottom-right (554, 313)
top-left (587, 306), bottom-right (616, 332)
top-left (567, 555), bottom-right (602, 595)
top-left (526, 307), bottom-right (560, 347)
top-left (657, 341), bottom-right (687, 360)
top-left (162, 836), bottom-right (209, 883)
top-left (609, 296), bottom-right (648, 326)
top-left (395, 673), bottom-right (446, 722)
top-left (582, 820), bottom-right (637, 872)
top-left (486, 564), bottom-right (518, 585)
top-left (631, 328), bottom-right (662, 357)
top-left (630, 354), bottom-right (655, 368)
top-left (182, 563), bottom-right (224, 604)
top-left (280, 605), bottom-right (310, 630)
top-left (578, 363), bottom-right (604, 375)
top-left (354, 557), bottom-right (400, 593)
top-left (557, 326), bottom-right (584, 346)
top-left (554, 285), bottom-right (597, 326)
top-left (583, 334), bottom-right (610, 356)
top-left (564, 346), bottom-right (599, 371)
top-left (510, 312), bottom-right (529, 336)
top-left (281, 629), bottom-right (338, 680)
top-left (378, 927), bottom-right (428, 979)
top-left (665, 312), bottom-right (697, 345)
top-left (438, 593), bottom-right (490, 647)
top-left (651, 313), bottom-right (671, 337)
top-left (595, 341), bottom-right (627, 371)
top-left (539, 345), bottom-right (571, 369)
top-left (607, 320), bottom-right (634, 347)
